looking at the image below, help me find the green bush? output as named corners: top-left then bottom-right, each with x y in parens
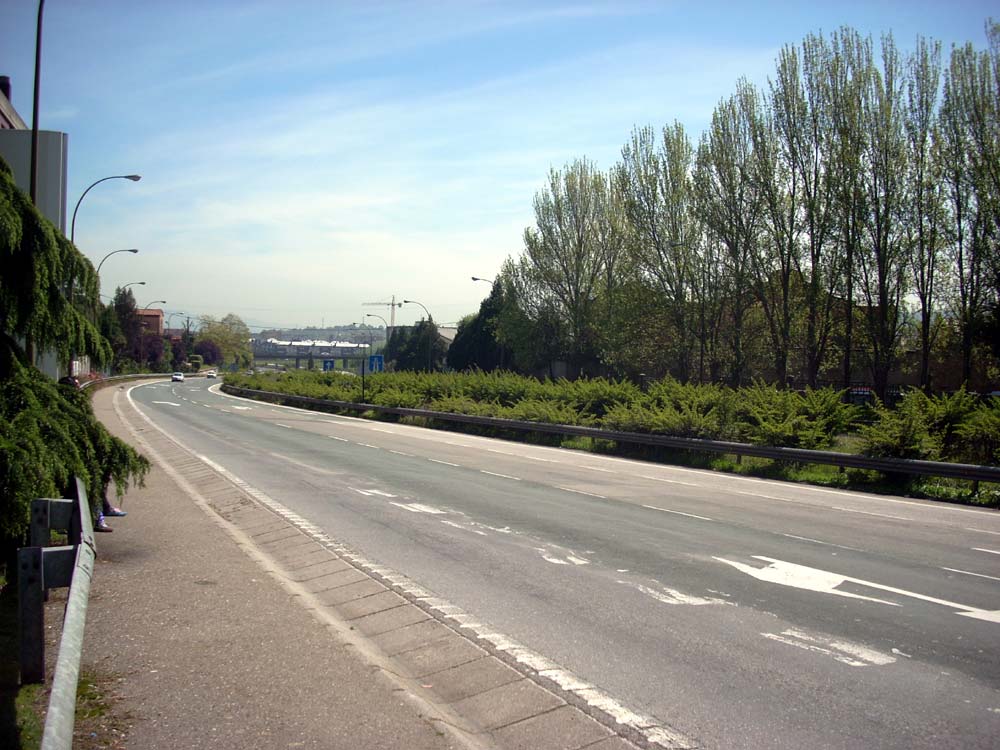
top-left (859, 390), bottom-right (934, 460)
top-left (952, 399), bottom-right (1000, 465)
top-left (0, 344), bottom-right (148, 546)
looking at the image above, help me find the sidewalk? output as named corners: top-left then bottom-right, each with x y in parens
top-left (79, 385), bottom-right (468, 749)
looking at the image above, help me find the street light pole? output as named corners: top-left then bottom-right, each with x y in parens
top-left (96, 248), bottom-right (139, 275)
top-left (471, 276), bottom-right (495, 284)
top-left (403, 299), bottom-right (433, 371)
top-left (71, 174), bottom-right (142, 244)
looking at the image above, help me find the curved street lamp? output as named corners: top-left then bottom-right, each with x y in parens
top-left (141, 300), bottom-right (166, 310)
top-left (403, 299), bottom-right (431, 321)
top-left (70, 174), bottom-right (142, 244)
top-left (403, 299), bottom-right (434, 371)
top-left (96, 247), bottom-right (138, 275)
top-left (471, 276), bottom-right (495, 284)
top-left (365, 313), bottom-right (389, 328)
top-left (166, 312), bottom-right (186, 328)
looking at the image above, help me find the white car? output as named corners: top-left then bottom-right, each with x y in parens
top-left (171, 372), bottom-right (185, 382)
top-left (205, 370), bottom-right (217, 378)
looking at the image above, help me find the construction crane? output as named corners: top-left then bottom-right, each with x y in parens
top-left (362, 295), bottom-right (403, 329)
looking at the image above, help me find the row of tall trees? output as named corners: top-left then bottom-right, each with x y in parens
top-left (482, 23), bottom-right (999, 398)
top-left (97, 288), bottom-right (247, 373)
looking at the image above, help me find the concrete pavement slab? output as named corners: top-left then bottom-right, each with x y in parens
top-left (298, 567), bottom-right (368, 593)
top-left (352, 603), bottom-right (430, 636)
top-left (314, 578), bottom-right (386, 605)
top-left (337, 590), bottom-right (408, 620)
top-left (373, 619), bottom-right (457, 657)
top-left (491, 705), bottom-right (613, 749)
top-left (425, 658), bottom-right (523, 704)
top-left (395, 635), bottom-right (489, 678)
top-left (450, 679), bottom-right (564, 731)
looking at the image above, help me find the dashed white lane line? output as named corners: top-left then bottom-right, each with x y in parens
top-left (832, 506), bottom-right (910, 521)
top-left (643, 505), bottom-right (714, 522)
top-left (967, 528), bottom-right (1000, 536)
top-left (487, 448), bottom-right (518, 456)
top-left (152, 401), bottom-right (180, 406)
top-left (973, 548), bottom-right (1000, 555)
top-left (582, 466), bottom-right (616, 474)
top-left (942, 567), bottom-right (1000, 582)
top-left (359, 443), bottom-right (379, 449)
top-left (390, 449), bottom-right (414, 457)
top-left (481, 470), bottom-right (521, 481)
top-left (276, 423), bottom-right (292, 429)
top-left (781, 534), bottom-right (864, 552)
top-left (557, 487), bottom-right (606, 499)
top-left (329, 436), bottom-right (349, 442)
top-left (429, 458), bottom-right (460, 467)
top-left (638, 475), bottom-right (698, 487)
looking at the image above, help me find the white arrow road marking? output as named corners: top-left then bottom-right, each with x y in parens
top-left (152, 401), bottom-right (180, 406)
top-left (621, 580), bottom-right (728, 606)
top-left (762, 628), bottom-right (896, 667)
top-left (716, 555), bottom-right (1000, 622)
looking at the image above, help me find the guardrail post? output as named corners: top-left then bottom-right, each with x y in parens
top-left (18, 545), bottom-right (45, 684)
top-left (30, 499), bottom-right (50, 547)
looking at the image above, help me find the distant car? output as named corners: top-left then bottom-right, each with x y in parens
top-left (171, 372), bottom-right (185, 382)
top-left (205, 370), bottom-right (217, 378)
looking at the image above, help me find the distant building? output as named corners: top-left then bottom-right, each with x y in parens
top-left (139, 309), bottom-right (164, 337)
top-left (0, 76), bottom-right (72, 379)
top-left (0, 76), bottom-right (27, 129)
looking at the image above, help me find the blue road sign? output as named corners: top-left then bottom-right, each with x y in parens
top-left (369, 354), bottom-right (384, 373)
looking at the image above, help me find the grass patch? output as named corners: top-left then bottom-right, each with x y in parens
top-left (0, 580), bottom-right (44, 750)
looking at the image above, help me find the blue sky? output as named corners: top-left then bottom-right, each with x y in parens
top-left (1, 1), bottom-right (995, 330)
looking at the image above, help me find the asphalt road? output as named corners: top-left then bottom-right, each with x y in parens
top-left (128, 377), bottom-right (1000, 750)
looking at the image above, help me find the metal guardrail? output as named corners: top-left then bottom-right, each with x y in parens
top-left (222, 384), bottom-right (1000, 486)
top-left (18, 476), bottom-right (96, 749)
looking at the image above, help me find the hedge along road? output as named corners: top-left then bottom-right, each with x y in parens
top-left (127, 377), bottom-right (1000, 750)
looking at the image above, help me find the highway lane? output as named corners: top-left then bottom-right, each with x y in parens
top-left (128, 378), bottom-right (1000, 749)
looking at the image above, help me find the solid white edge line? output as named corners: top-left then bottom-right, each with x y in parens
top-left (973, 548), bottom-right (1000, 555)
